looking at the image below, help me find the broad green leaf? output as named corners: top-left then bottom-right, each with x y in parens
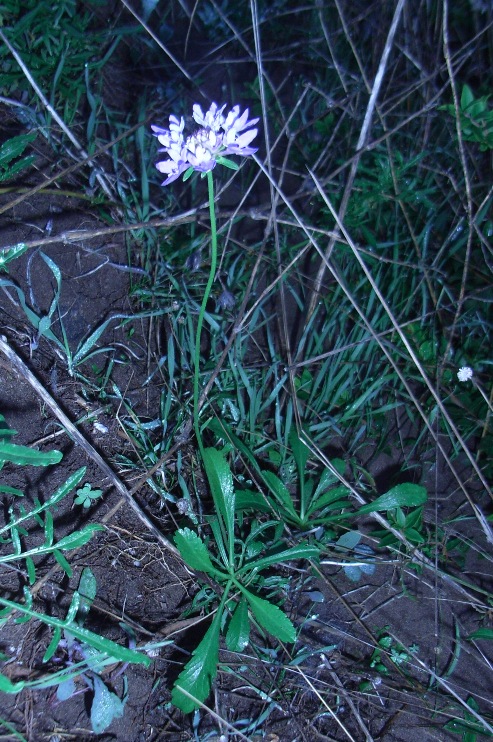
top-left (172, 615), bottom-right (221, 712)
top-left (203, 447), bottom-right (235, 539)
top-left (91, 676), bottom-right (127, 733)
top-left (357, 484), bottom-right (427, 515)
top-left (226, 598), bottom-right (250, 651)
top-left (174, 528), bottom-right (216, 575)
top-left (51, 553), bottom-right (71, 579)
top-left (0, 485), bottom-right (23, 496)
top-left (235, 490), bottom-right (272, 513)
top-left (37, 315), bottom-right (52, 337)
top-left (0, 443), bottom-right (62, 467)
top-left (242, 589), bottom-right (296, 643)
top-left (461, 83), bottom-right (475, 109)
top-left (46, 467), bottom-right (87, 507)
top-left (0, 154), bottom-right (35, 182)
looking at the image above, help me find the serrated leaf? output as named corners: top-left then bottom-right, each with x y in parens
top-left (242, 589), bottom-right (296, 643)
top-left (0, 133), bottom-right (36, 166)
top-left (357, 484), bottom-right (427, 515)
top-left (55, 524), bottom-right (104, 551)
top-left (226, 598), bottom-right (250, 651)
top-left (171, 616), bottom-right (221, 713)
top-left (0, 443), bottom-right (62, 467)
top-left (174, 528), bottom-right (216, 574)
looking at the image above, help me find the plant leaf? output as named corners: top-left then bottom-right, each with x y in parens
top-left (174, 528), bottom-right (217, 575)
top-left (203, 447), bottom-right (235, 540)
top-left (357, 484), bottom-right (427, 515)
top-left (56, 678), bottom-right (76, 701)
top-left (242, 589), bottom-right (296, 643)
top-left (91, 675), bottom-right (127, 733)
top-left (55, 525), bottom-right (104, 551)
top-left (0, 243), bottom-right (30, 272)
top-left (172, 616), bottom-right (221, 713)
top-left (0, 672), bottom-right (25, 694)
top-left (226, 598), bottom-right (250, 651)
top-left (0, 443), bottom-right (62, 467)
top-left (77, 567), bottom-right (97, 622)
top-left (467, 628), bottom-right (493, 641)
top-left (261, 470), bottom-right (297, 518)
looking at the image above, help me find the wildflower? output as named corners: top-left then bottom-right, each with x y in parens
top-left (457, 366), bottom-right (473, 382)
top-left (152, 102), bottom-right (259, 185)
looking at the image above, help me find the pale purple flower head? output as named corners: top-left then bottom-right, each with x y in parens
top-left (457, 366), bottom-right (473, 382)
top-left (152, 102), bottom-right (259, 186)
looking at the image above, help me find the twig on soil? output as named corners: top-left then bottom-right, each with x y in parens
top-left (0, 334), bottom-right (180, 557)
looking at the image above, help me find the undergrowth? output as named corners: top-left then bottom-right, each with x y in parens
top-left (0, 0), bottom-right (492, 739)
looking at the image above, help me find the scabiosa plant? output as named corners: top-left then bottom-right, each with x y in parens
top-left (151, 102), bottom-right (259, 450)
top-left (151, 102), bottom-right (258, 185)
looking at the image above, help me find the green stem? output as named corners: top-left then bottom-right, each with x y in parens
top-left (193, 170), bottom-right (218, 456)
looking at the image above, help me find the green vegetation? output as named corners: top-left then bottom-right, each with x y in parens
top-left (0, 0), bottom-right (492, 738)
